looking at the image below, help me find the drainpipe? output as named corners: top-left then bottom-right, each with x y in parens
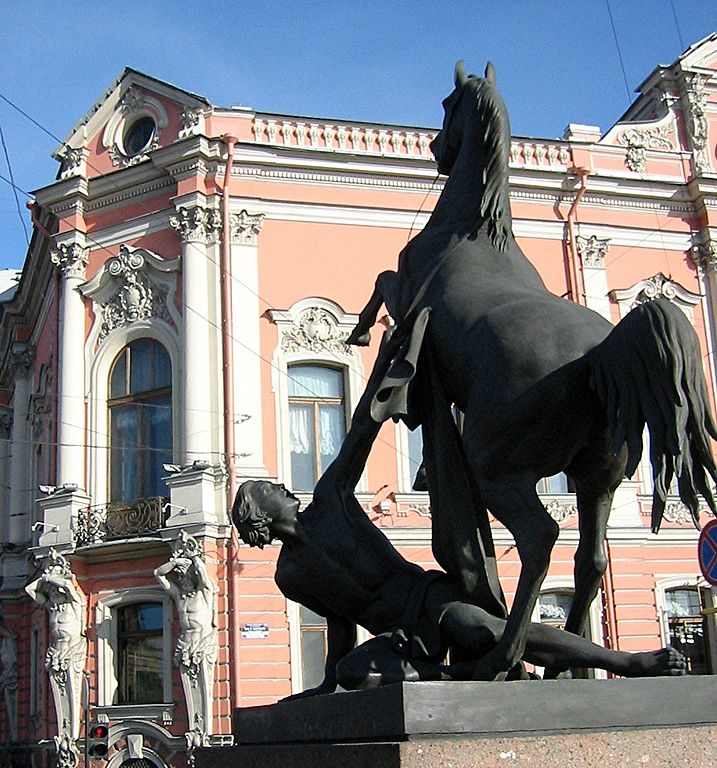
top-left (221, 135), bottom-right (238, 502)
top-left (565, 169), bottom-right (589, 305)
top-left (220, 134), bottom-right (244, 710)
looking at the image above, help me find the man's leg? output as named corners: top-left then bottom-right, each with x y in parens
top-left (436, 596), bottom-right (686, 678)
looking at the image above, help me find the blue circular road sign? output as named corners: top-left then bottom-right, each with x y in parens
top-left (698, 519), bottom-right (717, 587)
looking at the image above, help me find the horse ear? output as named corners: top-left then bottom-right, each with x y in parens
top-left (485, 62), bottom-right (496, 84)
top-left (454, 60), bottom-right (468, 88)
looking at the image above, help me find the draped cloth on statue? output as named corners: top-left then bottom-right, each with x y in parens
top-left (370, 307), bottom-right (507, 619)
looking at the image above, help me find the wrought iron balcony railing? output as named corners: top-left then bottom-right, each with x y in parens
top-left (74, 497), bottom-right (169, 546)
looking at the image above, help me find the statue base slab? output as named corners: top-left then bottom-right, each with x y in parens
top-left (197, 677), bottom-right (717, 768)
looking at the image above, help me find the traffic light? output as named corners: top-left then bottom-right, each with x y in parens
top-left (87, 722), bottom-right (109, 759)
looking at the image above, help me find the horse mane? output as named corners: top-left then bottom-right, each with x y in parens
top-left (465, 77), bottom-right (513, 252)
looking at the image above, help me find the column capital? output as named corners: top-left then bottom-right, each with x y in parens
top-left (576, 234), bottom-right (609, 269)
top-left (10, 344), bottom-right (35, 373)
top-left (50, 243), bottom-right (89, 280)
top-left (229, 210), bottom-right (264, 245)
top-left (693, 241), bottom-right (717, 275)
top-left (170, 205), bottom-right (222, 244)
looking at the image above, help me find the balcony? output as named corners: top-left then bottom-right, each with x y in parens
top-left (74, 497), bottom-right (169, 547)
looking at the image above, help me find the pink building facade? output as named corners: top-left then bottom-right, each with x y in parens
top-left (0, 33), bottom-right (716, 768)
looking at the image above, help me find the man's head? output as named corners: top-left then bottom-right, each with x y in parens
top-left (232, 480), bottom-right (299, 548)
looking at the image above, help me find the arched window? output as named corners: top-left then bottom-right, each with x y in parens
top-left (116, 602), bottom-right (165, 704)
top-left (109, 339), bottom-right (172, 502)
top-left (287, 364), bottom-right (346, 491)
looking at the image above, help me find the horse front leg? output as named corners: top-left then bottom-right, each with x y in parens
top-left (471, 478), bottom-right (559, 680)
top-left (346, 271), bottom-right (398, 347)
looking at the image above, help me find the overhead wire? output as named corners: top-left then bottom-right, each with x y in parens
top-left (0, 95), bottom-right (436, 493)
top-left (0, 123), bottom-right (29, 246)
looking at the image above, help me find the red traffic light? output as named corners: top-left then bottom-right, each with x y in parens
top-left (88, 721), bottom-right (109, 758)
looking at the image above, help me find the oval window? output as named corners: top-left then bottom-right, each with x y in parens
top-left (123, 116), bottom-right (156, 157)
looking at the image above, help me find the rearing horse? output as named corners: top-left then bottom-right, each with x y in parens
top-left (348, 61), bottom-right (717, 680)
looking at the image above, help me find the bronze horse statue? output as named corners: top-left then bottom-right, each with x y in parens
top-left (347, 61), bottom-right (717, 680)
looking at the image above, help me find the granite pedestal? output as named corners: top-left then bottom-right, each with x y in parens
top-left (197, 677), bottom-right (717, 768)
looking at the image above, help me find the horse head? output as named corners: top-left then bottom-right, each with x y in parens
top-left (430, 61), bottom-right (499, 176)
top-left (430, 60), bottom-right (513, 250)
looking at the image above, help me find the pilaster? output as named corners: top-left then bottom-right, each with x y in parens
top-left (8, 346), bottom-right (34, 545)
top-left (229, 210), bottom-right (267, 480)
top-left (170, 203), bottom-right (222, 464)
top-left (0, 410), bottom-right (13, 544)
top-left (51, 241), bottom-right (88, 488)
top-left (576, 234), bottom-right (611, 321)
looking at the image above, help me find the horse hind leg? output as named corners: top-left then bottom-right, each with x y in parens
top-left (346, 271), bottom-right (399, 346)
top-left (544, 449), bottom-right (626, 678)
top-left (470, 474), bottom-right (559, 680)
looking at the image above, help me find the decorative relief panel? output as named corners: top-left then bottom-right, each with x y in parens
top-left (178, 106), bottom-right (207, 139)
top-left (685, 75), bottom-right (710, 176)
top-left (617, 124), bottom-right (673, 173)
top-left (662, 501), bottom-right (693, 525)
top-left (58, 147), bottom-right (89, 180)
top-left (279, 306), bottom-right (353, 357)
top-left (10, 345), bottom-right (35, 373)
top-left (80, 245), bottom-right (181, 348)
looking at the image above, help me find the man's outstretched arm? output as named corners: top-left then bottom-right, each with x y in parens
top-left (319, 331), bottom-right (399, 494)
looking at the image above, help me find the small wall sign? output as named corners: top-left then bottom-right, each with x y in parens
top-left (241, 622), bottom-right (270, 639)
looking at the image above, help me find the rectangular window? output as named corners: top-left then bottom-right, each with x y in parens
top-left (665, 587), bottom-right (714, 674)
top-left (299, 605), bottom-right (328, 690)
top-left (288, 366), bottom-right (346, 491)
top-left (116, 603), bottom-right (165, 704)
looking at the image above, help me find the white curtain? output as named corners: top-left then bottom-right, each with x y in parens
top-left (320, 406), bottom-right (345, 458)
top-left (289, 406), bottom-right (311, 455)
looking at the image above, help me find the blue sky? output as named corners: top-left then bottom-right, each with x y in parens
top-left (0, 0), bottom-right (714, 270)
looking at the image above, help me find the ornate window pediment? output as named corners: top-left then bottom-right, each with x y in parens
top-left (81, 246), bottom-right (181, 347)
top-left (610, 273), bottom-right (701, 317)
top-left (270, 299), bottom-right (358, 359)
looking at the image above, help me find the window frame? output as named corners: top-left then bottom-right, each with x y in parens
top-left (86, 322), bottom-right (179, 510)
top-left (269, 298), bottom-right (366, 492)
top-left (655, 577), bottom-right (717, 675)
top-left (115, 602), bottom-right (166, 706)
top-left (107, 338), bottom-right (173, 504)
top-left (287, 363), bottom-right (347, 492)
top-left (286, 598), bottom-right (369, 695)
top-left (95, 589), bottom-right (174, 716)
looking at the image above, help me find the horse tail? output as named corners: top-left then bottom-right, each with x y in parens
top-left (588, 298), bottom-right (717, 532)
